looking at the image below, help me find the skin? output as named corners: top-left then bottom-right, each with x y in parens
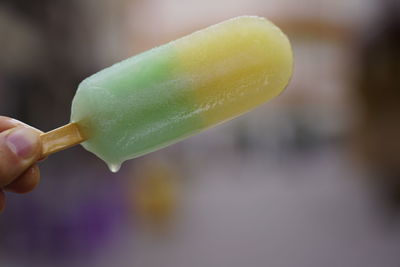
top-left (0, 116), bottom-right (43, 213)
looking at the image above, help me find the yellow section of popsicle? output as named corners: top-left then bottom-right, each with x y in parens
top-left (176, 16), bottom-right (292, 126)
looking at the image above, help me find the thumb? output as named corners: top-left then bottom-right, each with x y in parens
top-left (0, 127), bottom-right (42, 187)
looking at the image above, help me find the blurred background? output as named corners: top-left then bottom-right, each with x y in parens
top-left (1, 0), bottom-right (400, 266)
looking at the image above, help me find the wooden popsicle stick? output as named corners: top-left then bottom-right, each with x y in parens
top-left (40, 122), bottom-right (86, 157)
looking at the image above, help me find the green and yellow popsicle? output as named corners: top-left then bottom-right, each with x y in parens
top-left (41, 16), bottom-right (293, 172)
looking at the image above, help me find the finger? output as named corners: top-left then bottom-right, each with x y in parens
top-left (0, 116), bottom-right (43, 134)
top-left (0, 117), bottom-right (45, 162)
top-left (5, 164), bottom-right (40, 194)
top-left (0, 189), bottom-right (4, 213)
top-left (0, 116), bottom-right (20, 132)
top-left (0, 127), bottom-right (42, 187)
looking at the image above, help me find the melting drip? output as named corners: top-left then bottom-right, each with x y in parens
top-left (108, 163), bottom-right (121, 173)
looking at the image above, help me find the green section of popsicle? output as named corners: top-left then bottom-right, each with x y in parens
top-left (71, 44), bottom-right (202, 169)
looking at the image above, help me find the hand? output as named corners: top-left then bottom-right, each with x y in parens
top-left (0, 116), bottom-right (43, 213)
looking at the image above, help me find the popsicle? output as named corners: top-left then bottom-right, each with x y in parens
top-left (41, 16), bottom-right (293, 172)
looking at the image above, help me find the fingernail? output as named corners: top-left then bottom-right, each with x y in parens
top-left (6, 128), bottom-right (39, 159)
